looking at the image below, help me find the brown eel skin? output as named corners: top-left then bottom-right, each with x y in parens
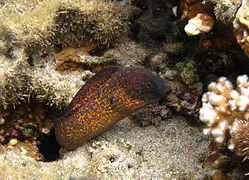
top-left (55, 66), bottom-right (167, 150)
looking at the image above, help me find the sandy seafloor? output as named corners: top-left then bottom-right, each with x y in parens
top-left (0, 113), bottom-right (215, 179)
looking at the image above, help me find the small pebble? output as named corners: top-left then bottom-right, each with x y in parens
top-left (0, 117), bottom-right (5, 125)
top-left (20, 147), bottom-right (28, 155)
top-left (160, 109), bottom-right (169, 118)
top-left (9, 138), bottom-right (18, 146)
top-left (41, 127), bottom-right (50, 134)
top-left (0, 135), bottom-right (5, 143)
top-left (0, 129), bottom-right (4, 135)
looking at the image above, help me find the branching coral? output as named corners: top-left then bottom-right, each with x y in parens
top-left (200, 75), bottom-right (249, 157)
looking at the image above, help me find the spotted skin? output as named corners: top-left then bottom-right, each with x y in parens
top-left (55, 67), bottom-right (167, 150)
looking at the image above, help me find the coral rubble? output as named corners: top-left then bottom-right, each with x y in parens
top-left (160, 60), bottom-right (203, 118)
top-left (0, 138), bottom-right (44, 161)
top-left (132, 103), bottom-right (171, 126)
top-left (200, 75), bottom-right (249, 157)
top-left (0, 116), bottom-right (214, 179)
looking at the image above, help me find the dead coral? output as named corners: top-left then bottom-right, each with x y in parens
top-left (0, 139), bottom-right (44, 161)
top-left (0, 49), bottom-right (93, 109)
top-left (160, 61), bottom-right (203, 118)
top-left (185, 13), bottom-right (214, 36)
top-left (104, 40), bottom-right (151, 67)
top-left (0, 49), bottom-right (32, 109)
top-left (32, 61), bottom-right (92, 108)
top-left (212, 0), bottom-right (242, 23)
top-left (0, 0), bottom-right (139, 109)
top-left (54, 0), bottom-right (138, 48)
top-left (54, 46), bottom-right (117, 72)
top-left (0, 0), bottom-right (60, 47)
top-left (0, 0), bottom-right (137, 49)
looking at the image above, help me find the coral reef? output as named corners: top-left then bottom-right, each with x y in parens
top-left (200, 75), bottom-right (249, 157)
top-left (0, 0), bottom-right (249, 178)
top-left (181, 0), bottom-right (242, 52)
top-left (0, 138), bottom-right (44, 161)
top-left (159, 60), bottom-right (203, 118)
top-left (0, 0), bottom-right (138, 108)
top-left (104, 40), bottom-right (151, 67)
top-left (0, 49), bottom-right (31, 109)
top-left (181, 0), bottom-right (242, 25)
top-left (212, 0), bottom-right (242, 23)
top-left (0, 52), bottom-right (90, 109)
top-left (0, 0), bottom-right (137, 48)
top-left (32, 61), bottom-right (92, 107)
top-left (0, 115), bottom-right (215, 179)
top-left (233, 0), bottom-right (249, 58)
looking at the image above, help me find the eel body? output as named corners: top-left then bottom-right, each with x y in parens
top-left (55, 66), bottom-right (167, 150)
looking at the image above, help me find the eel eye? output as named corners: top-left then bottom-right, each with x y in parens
top-left (146, 82), bottom-right (152, 88)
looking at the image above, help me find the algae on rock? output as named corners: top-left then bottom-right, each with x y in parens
top-left (0, 0), bottom-right (138, 108)
top-left (0, 0), bottom-right (137, 48)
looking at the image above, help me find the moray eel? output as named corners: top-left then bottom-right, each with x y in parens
top-left (55, 66), bottom-right (167, 150)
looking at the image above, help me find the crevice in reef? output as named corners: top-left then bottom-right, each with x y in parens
top-left (37, 130), bottom-right (61, 162)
